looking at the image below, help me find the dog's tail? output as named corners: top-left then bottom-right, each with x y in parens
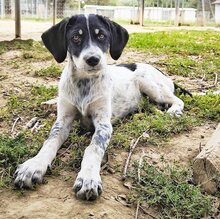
top-left (174, 83), bottom-right (192, 97)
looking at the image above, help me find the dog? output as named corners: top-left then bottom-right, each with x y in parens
top-left (14, 14), bottom-right (191, 200)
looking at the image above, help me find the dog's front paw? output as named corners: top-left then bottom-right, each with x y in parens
top-left (73, 171), bottom-right (102, 201)
top-left (167, 108), bottom-right (183, 117)
top-left (14, 157), bottom-right (49, 189)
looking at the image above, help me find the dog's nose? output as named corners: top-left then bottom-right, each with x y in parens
top-left (85, 56), bottom-right (100, 67)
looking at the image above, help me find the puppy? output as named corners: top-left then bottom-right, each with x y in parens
top-left (14, 14), bottom-right (189, 200)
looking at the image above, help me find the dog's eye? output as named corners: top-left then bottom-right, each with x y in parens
top-left (72, 35), bottom-right (81, 43)
top-left (97, 34), bottom-right (105, 41)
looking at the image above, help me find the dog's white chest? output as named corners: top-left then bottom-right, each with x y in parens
top-left (60, 71), bottom-right (111, 116)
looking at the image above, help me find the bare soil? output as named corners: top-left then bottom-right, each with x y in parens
top-left (1, 20), bottom-right (219, 41)
top-left (0, 122), bottom-right (216, 219)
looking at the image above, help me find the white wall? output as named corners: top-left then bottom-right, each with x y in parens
top-left (84, 5), bottom-right (196, 23)
top-left (215, 4), bottom-right (220, 23)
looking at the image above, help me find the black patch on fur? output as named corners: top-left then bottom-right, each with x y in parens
top-left (42, 14), bottom-right (128, 62)
top-left (77, 78), bottom-right (91, 97)
top-left (48, 122), bottom-right (60, 139)
top-left (174, 83), bottom-right (192, 97)
top-left (66, 14), bottom-right (110, 58)
top-left (93, 124), bottom-right (112, 151)
top-left (117, 63), bottom-right (137, 72)
top-left (66, 15), bottom-right (89, 58)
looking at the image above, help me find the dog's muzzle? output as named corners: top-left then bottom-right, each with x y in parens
top-left (84, 55), bottom-right (101, 67)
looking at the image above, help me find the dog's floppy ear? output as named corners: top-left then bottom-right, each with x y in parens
top-left (109, 20), bottom-right (129, 60)
top-left (41, 18), bottom-right (69, 63)
top-left (100, 16), bottom-right (129, 60)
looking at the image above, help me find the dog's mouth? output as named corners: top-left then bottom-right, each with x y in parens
top-left (86, 65), bottom-right (103, 73)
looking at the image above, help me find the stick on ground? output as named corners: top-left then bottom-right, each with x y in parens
top-left (122, 135), bottom-right (142, 180)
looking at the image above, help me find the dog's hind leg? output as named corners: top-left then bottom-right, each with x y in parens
top-left (14, 97), bottom-right (76, 188)
top-left (73, 100), bottom-right (112, 200)
top-left (138, 73), bottom-right (184, 117)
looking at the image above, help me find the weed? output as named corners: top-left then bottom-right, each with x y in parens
top-left (129, 160), bottom-right (213, 218)
top-left (0, 134), bottom-right (40, 187)
top-left (34, 64), bottom-right (62, 78)
top-left (0, 39), bottom-right (52, 60)
top-left (6, 84), bottom-right (57, 117)
top-left (182, 93), bottom-right (220, 122)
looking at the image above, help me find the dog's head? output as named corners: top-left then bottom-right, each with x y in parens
top-left (41, 14), bottom-right (128, 76)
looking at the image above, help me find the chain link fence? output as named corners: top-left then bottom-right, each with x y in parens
top-left (0, 0), bottom-right (81, 19)
top-left (0, 0), bottom-right (216, 24)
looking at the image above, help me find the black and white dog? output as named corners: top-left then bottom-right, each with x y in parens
top-left (14, 14), bottom-right (189, 200)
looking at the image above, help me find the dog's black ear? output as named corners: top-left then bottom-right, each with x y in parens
top-left (100, 16), bottom-right (129, 60)
top-left (109, 20), bottom-right (129, 60)
top-left (41, 18), bottom-right (69, 63)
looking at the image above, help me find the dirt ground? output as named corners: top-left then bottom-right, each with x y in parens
top-left (0, 19), bottom-right (220, 41)
top-left (0, 19), bottom-right (219, 219)
top-left (0, 122), bottom-right (216, 219)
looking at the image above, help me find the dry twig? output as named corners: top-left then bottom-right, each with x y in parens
top-left (202, 72), bottom-right (218, 89)
top-left (122, 135), bottom-right (142, 180)
top-left (11, 117), bottom-right (20, 135)
top-left (24, 117), bottom-right (38, 129)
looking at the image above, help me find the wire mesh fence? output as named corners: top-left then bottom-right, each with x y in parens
top-left (0, 0), bottom-right (215, 23)
top-left (0, 0), bottom-right (81, 19)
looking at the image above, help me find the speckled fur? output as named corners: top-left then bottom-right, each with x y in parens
top-left (14, 14), bottom-right (184, 201)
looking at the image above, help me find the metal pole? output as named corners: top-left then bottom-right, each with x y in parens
top-left (78, 0), bottom-right (80, 14)
top-left (140, 0), bottom-right (144, 26)
top-left (201, 0), bottom-right (206, 26)
top-left (15, 0), bottom-right (21, 38)
top-left (175, 0), bottom-right (180, 26)
top-left (1, 0), bottom-right (5, 19)
top-left (53, 0), bottom-right (56, 25)
top-left (45, 0), bottom-right (48, 19)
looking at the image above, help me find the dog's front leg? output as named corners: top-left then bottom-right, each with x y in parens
top-left (73, 106), bottom-right (112, 200)
top-left (14, 98), bottom-right (76, 188)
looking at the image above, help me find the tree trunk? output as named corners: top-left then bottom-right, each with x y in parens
top-left (193, 123), bottom-right (220, 194)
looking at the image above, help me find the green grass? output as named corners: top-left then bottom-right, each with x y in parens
top-left (5, 85), bottom-right (57, 116)
top-left (0, 39), bottom-right (52, 60)
top-left (129, 160), bottom-right (213, 218)
top-left (34, 64), bottom-right (62, 78)
top-left (0, 134), bottom-right (39, 187)
top-left (128, 30), bottom-right (220, 79)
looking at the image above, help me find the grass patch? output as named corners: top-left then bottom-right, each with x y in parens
top-left (0, 88), bottom-right (219, 188)
top-left (0, 39), bottom-right (52, 60)
top-left (0, 134), bottom-right (40, 187)
top-left (127, 30), bottom-right (220, 79)
top-left (5, 84), bottom-right (57, 117)
top-left (34, 64), bottom-right (62, 78)
top-left (182, 93), bottom-right (220, 122)
top-left (129, 160), bottom-right (213, 218)
top-left (128, 31), bottom-right (220, 55)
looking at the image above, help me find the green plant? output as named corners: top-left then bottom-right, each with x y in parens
top-left (35, 64), bottom-right (62, 78)
top-left (130, 161), bottom-right (213, 218)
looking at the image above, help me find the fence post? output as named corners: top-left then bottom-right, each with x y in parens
top-left (53, 0), bottom-right (56, 25)
top-left (140, 0), bottom-right (144, 26)
top-left (201, 0), bottom-right (206, 26)
top-left (175, 0), bottom-right (180, 26)
top-left (15, 0), bottom-right (21, 38)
